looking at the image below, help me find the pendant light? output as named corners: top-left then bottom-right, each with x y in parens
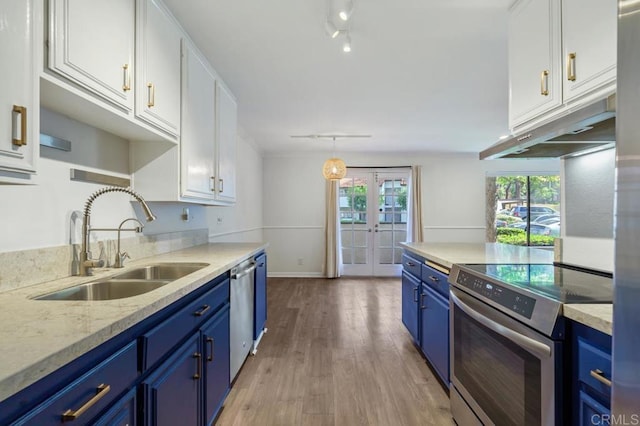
top-left (322, 137), bottom-right (347, 180)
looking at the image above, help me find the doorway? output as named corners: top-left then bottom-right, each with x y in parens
top-left (339, 169), bottom-right (409, 276)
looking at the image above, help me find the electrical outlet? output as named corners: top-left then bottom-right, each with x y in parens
top-left (297, 258), bottom-right (303, 266)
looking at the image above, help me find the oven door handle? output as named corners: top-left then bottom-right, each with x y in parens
top-left (450, 290), bottom-right (552, 358)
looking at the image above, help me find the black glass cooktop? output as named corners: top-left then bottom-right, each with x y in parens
top-left (462, 264), bottom-right (613, 303)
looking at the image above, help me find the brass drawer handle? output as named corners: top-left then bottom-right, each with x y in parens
top-left (413, 287), bottom-right (418, 302)
top-left (206, 337), bottom-right (214, 362)
top-left (193, 353), bottom-right (202, 380)
top-left (540, 70), bottom-right (549, 96)
top-left (62, 384), bottom-right (110, 421)
top-left (147, 82), bottom-right (155, 107)
top-left (12, 105), bottom-right (27, 146)
top-left (193, 304), bottom-right (211, 317)
top-left (567, 53), bottom-right (577, 81)
top-left (420, 292), bottom-right (427, 310)
top-left (428, 276), bottom-right (440, 283)
top-left (219, 178), bottom-right (224, 193)
top-left (590, 369), bottom-right (612, 387)
top-left (122, 64), bottom-right (131, 91)
top-left (405, 261), bottom-right (416, 267)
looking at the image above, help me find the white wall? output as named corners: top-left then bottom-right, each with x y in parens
top-left (0, 108), bottom-right (208, 253)
top-left (207, 133), bottom-right (264, 243)
top-left (263, 151), bottom-right (560, 276)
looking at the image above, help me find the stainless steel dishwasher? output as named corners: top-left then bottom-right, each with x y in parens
top-left (229, 257), bottom-right (257, 380)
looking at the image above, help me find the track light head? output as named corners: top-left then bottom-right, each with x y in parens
top-left (325, 20), bottom-right (340, 39)
top-left (338, 0), bottom-right (354, 21)
top-left (343, 34), bottom-right (352, 53)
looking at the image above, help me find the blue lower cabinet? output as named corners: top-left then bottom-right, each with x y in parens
top-left (253, 253), bottom-right (267, 342)
top-left (419, 284), bottom-right (450, 386)
top-left (202, 305), bottom-right (230, 425)
top-left (579, 390), bottom-right (610, 426)
top-left (401, 271), bottom-right (420, 343)
top-left (142, 334), bottom-right (201, 426)
top-left (12, 341), bottom-right (138, 426)
top-left (93, 388), bottom-right (137, 426)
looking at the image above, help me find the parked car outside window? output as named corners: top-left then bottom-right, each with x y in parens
top-left (509, 206), bottom-right (558, 221)
top-left (532, 214), bottom-right (560, 224)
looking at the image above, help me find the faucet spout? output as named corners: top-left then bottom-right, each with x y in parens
top-left (79, 187), bottom-right (157, 276)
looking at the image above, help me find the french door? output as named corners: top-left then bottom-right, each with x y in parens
top-left (339, 169), bottom-right (409, 276)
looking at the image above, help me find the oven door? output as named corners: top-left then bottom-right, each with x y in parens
top-left (449, 287), bottom-right (558, 426)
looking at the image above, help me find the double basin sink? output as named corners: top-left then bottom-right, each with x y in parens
top-left (34, 263), bottom-right (209, 301)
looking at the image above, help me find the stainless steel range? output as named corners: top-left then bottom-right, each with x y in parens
top-left (448, 263), bottom-right (613, 426)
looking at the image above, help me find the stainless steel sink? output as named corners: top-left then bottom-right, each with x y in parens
top-left (34, 262), bottom-right (209, 301)
top-left (34, 279), bottom-right (171, 301)
top-left (112, 262), bottom-right (209, 280)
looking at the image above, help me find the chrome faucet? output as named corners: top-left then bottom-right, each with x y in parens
top-left (80, 187), bottom-right (156, 276)
top-left (114, 218), bottom-right (144, 268)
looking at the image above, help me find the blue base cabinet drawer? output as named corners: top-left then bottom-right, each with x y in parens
top-left (13, 341), bottom-right (138, 426)
top-left (402, 253), bottom-right (423, 278)
top-left (141, 278), bottom-right (229, 371)
top-left (579, 390), bottom-right (610, 426)
top-left (577, 337), bottom-right (612, 399)
top-left (421, 263), bottom-right (449, 298)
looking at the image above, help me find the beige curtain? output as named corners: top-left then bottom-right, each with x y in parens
top-left (408, 165), bottom-right (424, 242)
top-left (325, 179), bottom-right (342, 278)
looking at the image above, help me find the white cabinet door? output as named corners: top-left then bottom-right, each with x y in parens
top-left (562, 0), bottom-right (617, 103)
top-left (136, 0), bottom-right (181, 138)
top-left (48, 0), bottom-right (135, 112)
top-left (180, 40), bottom-right (216, 201)
top-left (0, 0), bottom-right (38, 177)
top-left (508, 0), bottom-right (562, 129)
top-left (215, 82), bottom-right (237, 203)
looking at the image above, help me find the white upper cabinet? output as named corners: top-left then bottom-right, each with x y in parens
top-left (136, 0), bottom-right (181, 138)
top-left (181, 40), bottom-right (217, 202)
top-left (48, 0), bottom-right (135, 112)
top-left (562, 0), bottom-right (617, 103)
top-left (508, 0), bottom-right (562, 128)
top-left (508, 0), bottom-right (617, 130)
top-left (215, 82), bottom-right (238, 203)
top-left (0, 0), bottom-right (39, 180)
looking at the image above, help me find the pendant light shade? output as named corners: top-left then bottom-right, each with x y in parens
top-left (322, 157), bottom-right (347, 180)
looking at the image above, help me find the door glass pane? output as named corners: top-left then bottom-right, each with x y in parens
top-left (376, 175), bottom-right (407, 265)
top-left (340, 177), bottom-right (369, 266)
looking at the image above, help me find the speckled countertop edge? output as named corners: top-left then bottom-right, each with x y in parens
top-left (0, 242), bottom-right (267, 402)
top-left (400, 242), bottom-right (613, 335)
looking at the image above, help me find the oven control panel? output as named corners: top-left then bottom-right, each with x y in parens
top-left (456, 270), bottom-right (536, 319)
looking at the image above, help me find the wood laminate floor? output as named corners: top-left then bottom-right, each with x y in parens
top-left (216, 277), bottom-right (454, 426)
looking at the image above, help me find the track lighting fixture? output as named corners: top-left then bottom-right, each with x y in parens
top-left (325, 20), bottom-right (340, 39)
top-left (338, 0), bottom-right (354, 21)
top-left (342, 33), bottom-right (352, 53)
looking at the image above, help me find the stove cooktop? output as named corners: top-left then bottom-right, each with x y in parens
top-left (461, 263), bottom-right (613, 304)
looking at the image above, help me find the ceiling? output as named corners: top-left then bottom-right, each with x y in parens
top-left (163, 0), bottom-right (511, 154)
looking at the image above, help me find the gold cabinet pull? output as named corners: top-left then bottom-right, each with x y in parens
top-left (590, 369), bottom-right (612, 387)
top-left (193, 352), bottom-right (202, 380)
top-left (219, 178), bottom-right (224, 193)
top-left (193, 304), bottom-right (211, 317)
top-left (413, 287), bottom-right (418, 302)
top-left (211, 176), bottom-right (216, 192)
top-left (420, 292), bottom-right (427, 310)
top-left (122, 64), bottom-right (131, 91)
top-left (540, 70), bottom-right (549, 96)
top-left (61, 384), bottom-right (110, 421)
top-left (206, 337), bottom-right (214, 362)
top-left (12, 105), bottom-right (27, 146)
top-left (147, 83), bottom-right (155, 107)
top-left (567, 53), bottom-right (577, 81)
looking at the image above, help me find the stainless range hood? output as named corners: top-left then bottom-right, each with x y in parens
top-left (480, 94), bottom-right (616, 160)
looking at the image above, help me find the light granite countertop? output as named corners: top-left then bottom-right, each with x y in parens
top-left (399, 242), bottom-right (555, 269)
top-left (400, 242), bottom-right (613, 336)
top-left (563, 304), bottom-right (613, 336)
top-left (0, 242), bottom-right (267, 403)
